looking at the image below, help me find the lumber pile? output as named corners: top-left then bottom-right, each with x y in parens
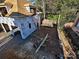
top-left (58, 29), bottom-right (77, 59)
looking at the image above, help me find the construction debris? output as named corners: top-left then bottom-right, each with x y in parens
top-left (57, 29), bottom-right (77, 59)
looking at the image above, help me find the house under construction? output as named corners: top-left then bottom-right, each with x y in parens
top-left (0, 0), bottom-right (41, 39)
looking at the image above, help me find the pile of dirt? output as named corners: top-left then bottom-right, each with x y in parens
top-left (41, 19), bottom-right (54, 27)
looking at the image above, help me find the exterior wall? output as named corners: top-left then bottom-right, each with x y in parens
top-left (14, 16), bottom-right (37, 39)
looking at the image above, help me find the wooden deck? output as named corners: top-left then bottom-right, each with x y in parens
top-left (0, 32), bottom-right (13, 48)
top-left (0, 32), bottom-right (8, 40)
top-left (0, 28), bottom-right (20, 40)
top-left (0, 28), bottom-right (19, 48)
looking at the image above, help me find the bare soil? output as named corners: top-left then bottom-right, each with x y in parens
top-left (31, 26), bottom-right (63, 55)
top-left (0, 26), bottom-right (63, 59)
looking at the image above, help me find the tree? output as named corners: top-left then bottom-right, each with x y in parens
top-left (35, 0), bottom-right (79, 20)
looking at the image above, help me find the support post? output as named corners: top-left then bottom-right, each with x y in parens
top-left (0, 12), bottom-right (7, 32)
top-left (0, 23), bottom-right (7, 32)
top-left (0, 12), bottom-right (13, 32)
top-left (42, 0), bottom-right (46, 19)
top-left (8, 24), bottom-right (12, 31)
top-left (57, 15), bottom-right (61, 29)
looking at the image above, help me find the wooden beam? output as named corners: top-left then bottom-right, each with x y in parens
top-left (35, 34), bottom-right (48, 53)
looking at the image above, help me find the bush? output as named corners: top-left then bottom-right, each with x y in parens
top-left (47, 14), bottom-right (59, 21)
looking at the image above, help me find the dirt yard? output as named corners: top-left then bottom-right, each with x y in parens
top-left (31, 27), bottom-right (63, 55)
top-left (0, 26), bottom-right (63, 59)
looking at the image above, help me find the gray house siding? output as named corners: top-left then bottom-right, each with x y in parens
top-left (13, 16), bottom-right (37, 39)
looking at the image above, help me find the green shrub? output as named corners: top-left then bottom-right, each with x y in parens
top-left (47, 14), bottom-right (59, 21)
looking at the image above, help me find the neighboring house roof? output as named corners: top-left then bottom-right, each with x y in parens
top-left (0, 0), bottom-right (36, 16)
top-left (73, 13), bottom-right (79, 29)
